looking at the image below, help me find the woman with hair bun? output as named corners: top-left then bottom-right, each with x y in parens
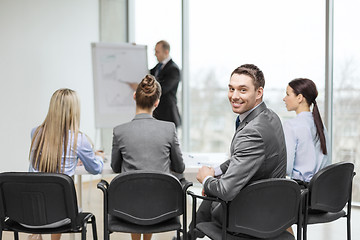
top-left (283, 78), bottom-right (331, 183)
top-left (111, 74), bottom-right (185, 240)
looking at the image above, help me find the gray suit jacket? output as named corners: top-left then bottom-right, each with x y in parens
top-left (111, 113), bottom-right (185, 174)
top-left (204, 102), bottom-right (286, 201)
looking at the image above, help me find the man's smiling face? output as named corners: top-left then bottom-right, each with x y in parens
top-left (228, 73), bottom-right (262, 114)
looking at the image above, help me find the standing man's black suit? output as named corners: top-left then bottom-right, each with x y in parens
top-left (150, 59), bottom-right (181, 127)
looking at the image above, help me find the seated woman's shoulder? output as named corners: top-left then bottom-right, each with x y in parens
top-left (31, 126), bottom-right (41, 138)
top-left (284, 118), bottom-right (311, 136)
top-left (156, 119), bottom-right (176, 129)
top-left (113, 121), bottom-right (136, 134)
top-left (285, 116), bottom-right (308, 127)
top-left (76, 132), bottom-right (94, 147)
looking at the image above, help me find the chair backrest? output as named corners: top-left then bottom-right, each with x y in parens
top-left (0, 172), bottom-right (78, 229)
top-left (227, 178), bottom-right (301, 239)
top-left (308, 162), bottom-right (354, 212)
top-left (107, 171), bottom-right (184, 225)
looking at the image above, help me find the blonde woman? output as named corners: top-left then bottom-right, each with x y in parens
top-left (28, 88), bottom-right (104, 240)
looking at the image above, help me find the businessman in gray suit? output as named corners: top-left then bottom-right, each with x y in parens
top-left (188, 64), bottom-right (287, 239)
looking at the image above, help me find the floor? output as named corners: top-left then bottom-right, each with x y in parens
top-left (2, 177), bottom-right (359, 240)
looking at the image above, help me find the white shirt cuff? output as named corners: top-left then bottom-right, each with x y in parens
top-left (202, 175), bottom-right (212, 185)
top-left (214, 166), bottom-right (222, 176)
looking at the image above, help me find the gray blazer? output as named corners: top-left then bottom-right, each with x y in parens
top-left (111, 113), bottom-right (185, 174)
top-left (204, 102), bottom-right (287, 201)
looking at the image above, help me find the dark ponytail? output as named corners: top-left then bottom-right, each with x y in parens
top-left (289, 78), bottom-right (327, 155)
top-left (135, 74), bottom-right (162, 109)
top-left (312, 100), bottom-right (327, 154)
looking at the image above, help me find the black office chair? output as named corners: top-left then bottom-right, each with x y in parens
top-left (302, 162), bottom-right (355, 240)
top-left (188, 178), bottom-right (305, 240)
top-left (0, 172), bottom-right (97, 240)
top-left (97, 171), bottom-right (192, 240)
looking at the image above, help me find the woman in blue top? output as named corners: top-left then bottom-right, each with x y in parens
top-left (28, 88), bottom-right (104, 240)
top-left (283, 78), bottom-right (330, 183)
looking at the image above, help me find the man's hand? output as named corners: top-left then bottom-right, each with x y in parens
top-left (196, 166), bottom-right (215, 184)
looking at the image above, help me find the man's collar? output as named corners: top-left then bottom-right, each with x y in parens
top-left (239, 101), bottom-right (264, 122)
top-left (161, 56), bottom-right (171, 66)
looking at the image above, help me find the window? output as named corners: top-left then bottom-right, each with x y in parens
top-left (132, 0), bottom-right (360, 202)
top-left (133, 0), bottom-right (183, 136)
top-left (134, 0), bottom-right (182, 69)
top-left (333, 0), bottom-right (360, 202)
top-left (188, 0), bottom-right (325, 152)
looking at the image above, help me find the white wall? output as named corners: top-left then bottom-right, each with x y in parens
top-left (0, 0), bottom-right (99, 172)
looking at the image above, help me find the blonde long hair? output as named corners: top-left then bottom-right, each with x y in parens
top-left (29, 88), bottom-right (80, 173)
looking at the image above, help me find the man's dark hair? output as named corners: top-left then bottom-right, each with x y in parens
top-left (231, 64), bottom-right (265, 89)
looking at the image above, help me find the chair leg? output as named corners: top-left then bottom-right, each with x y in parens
top-left (91, 215), bottom-right (98, 240)
top-left (190, 196), bottom-right (197, 240)
top-left (295, 224), bottom-right (301, 240)
top-left (104, 220), bottom-right (110, 240)
top-left (347, 214), bottom-right (351, 240)
top-left (177, 230), bottom-right (180, 240)
top-left (303, 223), bottom-right (307, 240)
top-left (14, 232), bottom-right (19, 240)
top-left (82, 224), bottom-right (87, 240)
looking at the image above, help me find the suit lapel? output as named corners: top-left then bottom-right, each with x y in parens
top-left (235, 102), bottom-right (267, 133)
top-left (237, 120), bottom-right (247, 132)
top-left (230, 102), bottom-right (267, 153)
top-left (158, 59), bottom-right (172, 78)
top-left (162, 59), bottom-right (172, 70)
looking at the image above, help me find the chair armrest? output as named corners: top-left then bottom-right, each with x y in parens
top-left (76, 212), bottom-right (94, 229)
top-left (181, 179), bottom-right (193, 192)
top-left (97, 179), bottom-right (109, 192)
top-left (97, 179), bottom-right (109, 240)
top-left (97, 179), bottom-right (109, 211)
top-left (187, 190), bottom-right (228, 240)
top-left (300, 188), bottom-right (309, 209)
top-left (301, 188), bottom-right (308, 196)
top-left (187, 190), bottom-right (224, 203)
top-left (180, 180), bottom-right (192, 238)
top-left (294, 179), bottom-right (309, 188)
top-left (300, 188), bottom-right (309, 232)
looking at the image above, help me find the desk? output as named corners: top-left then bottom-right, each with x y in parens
top-left (74, 152), bottom-right (227, 207)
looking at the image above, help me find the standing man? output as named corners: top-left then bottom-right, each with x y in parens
top-left (150, 40), bottom-right (181, 127)
top-left (189, 64), bottom-right (287, 239)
